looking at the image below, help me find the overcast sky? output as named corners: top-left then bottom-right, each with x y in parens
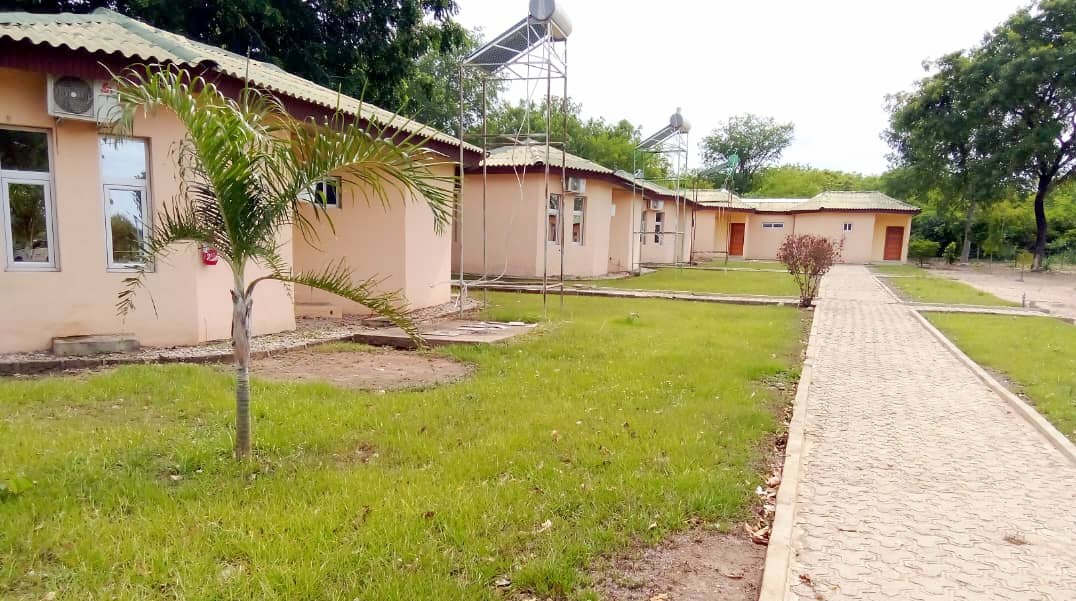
top-left (454, 0), bottom-right (1028, 175)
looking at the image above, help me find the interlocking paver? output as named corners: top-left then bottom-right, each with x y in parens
top-left (787, 265), bottom-right (1076, 601)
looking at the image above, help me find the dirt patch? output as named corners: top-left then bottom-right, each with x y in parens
top-left (934, 266), bottom-right (1076, 321)
top-left (593, 531), bottom-right (765, 601)
top-left (252, 346), bottom-right (472, 391)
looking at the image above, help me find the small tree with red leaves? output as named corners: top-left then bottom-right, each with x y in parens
top-left (776, 234), bottom-right (843, 307)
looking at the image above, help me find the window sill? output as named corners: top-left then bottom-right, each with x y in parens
top-left (5, 264), bottom-right (59, 272)
top-left (107, 266), bottom-right (154, 274)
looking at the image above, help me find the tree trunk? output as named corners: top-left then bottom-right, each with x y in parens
top-left (1031, 181), bottom-right (1049, 270)
top-left (232, 289), bottom-right (254, 459)
top-left (960, 199), bottom-right (975, 264)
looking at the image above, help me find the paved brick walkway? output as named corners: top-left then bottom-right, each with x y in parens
top-left (787, 265), bottom-right (1076, 600)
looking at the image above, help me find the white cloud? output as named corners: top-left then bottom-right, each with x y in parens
top-left (454, 0), bottom-right (1026, 174)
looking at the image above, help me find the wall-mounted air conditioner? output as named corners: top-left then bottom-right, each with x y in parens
top-left (648, 199), bottom-right (665, 211)
top-left (567, 177), bottom-right (587, 193)
top-left (46, 75), bottom-right (121, 123)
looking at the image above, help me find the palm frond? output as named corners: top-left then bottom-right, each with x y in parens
top-left (249, 259), bottom-right (424, 345)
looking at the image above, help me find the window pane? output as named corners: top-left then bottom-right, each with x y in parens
top-left (107, 188), bottom-right (145, 263)
top-left (0, 130), bottom-right (49, 172)
top-left (100, 137), bottom-right (147, 180)
top-left (573, 197), bottom-right (584, 212)
top-left (7, 182), bottom-right (49, 263)
top-left (548, 194), bottom-right (560, 212)
top-left (317, 179), bottom-right (339, 206)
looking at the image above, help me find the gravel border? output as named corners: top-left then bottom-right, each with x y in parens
top-left (0, 298), bottom-right (481, 376)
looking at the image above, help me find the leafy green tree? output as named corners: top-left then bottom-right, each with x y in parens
top-left (971, 0), bottom-right (1076, 268)
top-left (483, 97), bottom-right (668, 178)
top-left (886, 52), bottom-right (1006, 264)
top-left (112, 65), bottom-right (452, 459)
top-left (748, 164), bottom-right (882, 198)
top-left (700, 114), bottom-right (794, 194)
top-left (399, 27), bottom-right (502, 135)
top-left (3, 0), bottom-right (463, 110)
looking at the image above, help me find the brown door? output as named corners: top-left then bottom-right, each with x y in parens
top-left (884, 226), bottom-right (904, 260)
top-left (729, 223), bottom-right (746, 256)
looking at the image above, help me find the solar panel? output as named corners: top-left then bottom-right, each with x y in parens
top-left (464, 18), bottom-right (549, 73)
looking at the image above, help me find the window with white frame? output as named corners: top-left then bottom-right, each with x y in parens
top-left (547, 194), bottom-right (561, 243)
top-left (314, 177), bottom-right (341, 208)
top-left (654, 211), bottom-right (664, 244)
top-left (843, 222), bottom-right (853, 232)
top-left (100, 136), bottom-right (150, 269)
top-left (571, 196), bottom-right (585, 244)
top-left (1, 128), bottom-right (56, 270)
top-left (762, 221), bottom-right (785, 230)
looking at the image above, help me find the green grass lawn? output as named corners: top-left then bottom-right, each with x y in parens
top-left (590, 268), bottom-right (799, 297)
top-left (927, 313), bottom-right (1076, 441)
top-left (871, 263), bottom-right (928, 276)
top-left (0, 293), bottom-right (804, 601)
top-left (872, 265), bottom-right (1015, 306)
top-left (696, 260), bottom-right (785, 271)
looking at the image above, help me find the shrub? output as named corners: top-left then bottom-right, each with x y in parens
top-left (943, 241), bottom-right (959, 265)
top-left (776, 234), bottom-right (843, 307)
top-left (908, 239), bottom-right (940, 266)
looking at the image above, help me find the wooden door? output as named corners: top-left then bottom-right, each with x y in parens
top-left (884, 226), bottom-right (904, 260)
top-left (729, 223), bottom-right (745, 256)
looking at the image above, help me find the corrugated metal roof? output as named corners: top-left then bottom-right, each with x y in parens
top-left (691, 188), bottom-right (755, 210)
top-left (0, 8), bottom-right (480, 153)
top-left (611, 170), bottom-right (681, 198)
top-left (747, 191), bottom-right (919, 213)
top-left (483, 145), bottom-right (613, 174)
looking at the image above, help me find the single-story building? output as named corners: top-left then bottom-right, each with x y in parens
top-left (692, 190), bottom-right (919, 263)
top-left (0, 8), bottom-right (478, 354)
top-left (455, 144), bottom-right (621, 279)
top-left (615, 171), bottom-right (695, 268)
top-left (454, 146), bottom-right (698, 280)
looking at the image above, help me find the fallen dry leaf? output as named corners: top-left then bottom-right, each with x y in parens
top-left (536, 519), bottom-right (553, 534)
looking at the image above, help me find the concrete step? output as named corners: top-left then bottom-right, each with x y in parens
top-left (52, 334), bottom-right (140, 357)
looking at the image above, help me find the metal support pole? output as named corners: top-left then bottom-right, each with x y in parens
top-left (457, 64), bottom-right (466, 317)
top-left (481, 77), bottom-right (489, 305)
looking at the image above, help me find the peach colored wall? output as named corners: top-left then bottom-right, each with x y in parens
top-left (458, 172), bottom-right (616, 278)
top-left (793, 212), bottom-right (876, 263)
top-left (639, 201), bottom-right (690, 264)
top-left (457, 172), bottom-right (542, 277)
top-left (0, 67), bottom-right (293, 353)
top-left (608, 188), bottom-right (642, 272)
top-left (691, 209), bottom-right (716, 260)
top-left (745, 214), bottom-right (793, 260)
top-left (543, 177), bottom-right (614, 278)
top-left (872, 214), bottom-right (913, 262)
top-left (292, 162), bottom-right (453, 315)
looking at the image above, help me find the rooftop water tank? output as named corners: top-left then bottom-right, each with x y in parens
top-left (669, 107), bottom-right (691, 134)
top-left (529, 0), bottom-right (573, 40)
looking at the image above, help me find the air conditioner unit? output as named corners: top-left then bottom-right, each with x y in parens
top-left (648, 199), bottom-right (665, 211)
top-left (567, 177), bottom-right (586, 193)
top-left (46, 75), bottom-right (121, 123)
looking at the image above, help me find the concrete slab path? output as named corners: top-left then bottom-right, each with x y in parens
top-left (784, 265), bottom-right (1076, 600)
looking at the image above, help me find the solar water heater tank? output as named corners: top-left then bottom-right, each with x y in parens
top-left (529, 0), bottom-right (573, 40)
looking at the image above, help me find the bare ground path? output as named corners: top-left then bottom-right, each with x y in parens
top-left (936, 266), bottom-right (1076, 321)
top-left (782, 265), bottom-right (1076, 600)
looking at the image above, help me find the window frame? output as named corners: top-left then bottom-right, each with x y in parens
top-left (843, 222), bottom-right (853, 232)
top-left (99, 136), bottom-right (151, 271)
top-left (571, 195), bottom-right (585, 244)
top-left (654, 211), bottom-right (664, 244)
top-left (547, 193), bottom-right (561, 244)
top-left (1, 126), bottom-right (58, 272)
top-left (313, 176), bottom-right (342, 209)
top-left (762, 221), bottom-right (785, 230)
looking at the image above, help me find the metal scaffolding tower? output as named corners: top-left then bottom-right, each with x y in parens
top-left (457, 0), bottom-right (571, 317)
top-left (631, 108), bottom-right (692, 273)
